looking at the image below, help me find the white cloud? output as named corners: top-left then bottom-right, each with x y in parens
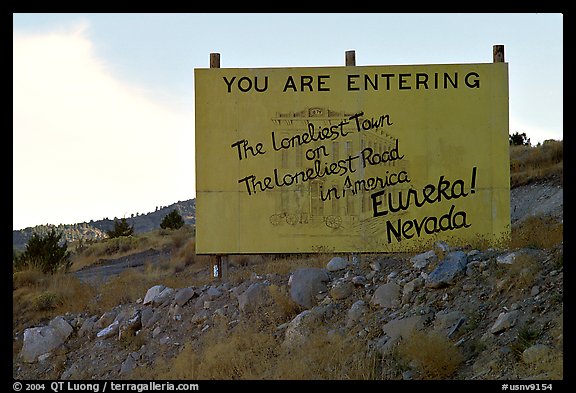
top-left (13, 24), bottom-right (195, 230)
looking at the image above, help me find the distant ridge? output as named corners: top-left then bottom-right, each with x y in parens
top-left (12, 199), bottom-right (196, 251)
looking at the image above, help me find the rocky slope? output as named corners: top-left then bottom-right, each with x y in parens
top-left (13, 246), bottom-right (563, 380)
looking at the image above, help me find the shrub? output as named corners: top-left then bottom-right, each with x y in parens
top-left (509, 131), bottom-right (531, 146)
top-left (106, 217), bottom-right (134, 238)
top-left (14, 228), bottom-right (71, 274)
top-left (160, 209), bottom-right (185, 230)
top-left (34, 291), bottom-right (63, 311)
top-left (510, 215), bottom-right (563, 249)
top-left (397, 330), bottom-right (464, 379)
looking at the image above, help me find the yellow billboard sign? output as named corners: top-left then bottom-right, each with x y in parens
top-left (195, 63), bottom-right (509, 254)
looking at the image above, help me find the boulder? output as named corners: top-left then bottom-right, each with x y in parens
top-left (238, 282), bottom-right (271, 313)
top-left (97, 320), bottom-right (120, 339)
top-left (289, 268), bottom-right (329, 309)
top-left (490, 310), bottom-right (521, 334)
top-left (20, 317), bottom-right (73, 363)
top-left (411, 250), bottom-right (437, 269)
top-left (330, 280), bottom-right (354, 300)
top-left (206, 286), bottom-right (223, 300)
top-left (174, 287), bottom-right (196, 307)
top-left (283, 309), bottom-right (322, 348)
top-left (425, 251), bottom-right (468, 288)
top-left (94, 310), bottom-right (118, 330)
top-left (326, 256), bottom-right (349, 272)
top-left (347, 300), bottom-right (368, 325)
top-left (143, 285), bottom-right (166, 305)
top-left (78, 316), bottom-right (98, 338)
top-left (370, 282), bottom-right (401, 309)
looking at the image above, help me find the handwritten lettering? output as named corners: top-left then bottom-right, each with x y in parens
top-left (370, 168), bottom-right (476, 217)
top-left (386, 204), bottom-right (471, 243)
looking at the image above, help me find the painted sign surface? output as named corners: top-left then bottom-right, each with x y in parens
top-left (194, 63), bottom-right (509, 254)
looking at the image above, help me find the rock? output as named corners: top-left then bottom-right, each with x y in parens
top-left (434, 240), bottom-right (450, 254)
top-left (374, 315), bottom-right (430, 355)
top-left (490, 310), bottom-right (521, 334)
top-left (351, 276), bottom-right (367, 287)
top-left (382, 315), bottom-right (429, 342)
top-left (155, 287), bottom-right (175, 306)
top-left (78, 316), bottom-right (98, 339)
top-left (203, 300), bottom-right (214, 309)
top-left (143, 285), bottom-right (166, 305)
top-left (411, 250), bottom-right (437, 269)
top-left (238, 282), bottom-right (271, 313)
top-left (97, 320), bottom-right (120, 339)
top-left (347, 300), bottom-right (367, 325)
top-left (434, 310), bottom-right (466, 337)
top-left (94, 311), bottom-right (118, 330)
top-left (370, 282), bottom-right (401, 309)
top-left (119, 353), bottom-right (136, 375)
top-left (402, 277), bottom-right (424, 297)
top-left (61, 363), bottom-right (81, 379)
top-left (168, 304), bottom-right (183, 320)
top-left (283, 309), bottom-right (322, 347)
top-left (174, 287), bottom-right (196, 307)
top-left (289, 268), bottom-right (330, 309)
top-left (191, 309), bottom-right (210, 325)
top-left (522, 344), bottom-right (555, 364)
top-left (370, 260), bottom-right (381, 271)
top-left (119, 311), bottom-right (142, 339)
top-left (140, 308), bottom-right (155, 328)
top-left (330, 280), bottom-right (354, 300)
top-left (206, 286), bottom-right (223, 300)
top-left (20, 317), bottom-right (73, 363)
top-left (434, 310), bottom-right (464, 330)
top-left (326, 256), bottom-right (349, 272)
top-left (151, 326), bottom-right (162, 338)
top-left (425, 251), bottom-right (468, 288)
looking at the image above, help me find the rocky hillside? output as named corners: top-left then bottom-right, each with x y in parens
top-left (12, 199), bottom-right (196, 251)
top-left (13, 240), bottom-right (563, 381)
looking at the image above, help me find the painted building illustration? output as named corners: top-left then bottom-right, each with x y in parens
top-left (269, 106), bottom-right (408, 232)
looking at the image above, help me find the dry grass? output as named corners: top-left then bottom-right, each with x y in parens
top-left (12, 269), bottom-right (96, 332)
top-left (397, 330), bottom-right (464, 379)
top-left (506, 254), bottom-right (541, 290)
top-left (510, 140), bottom-right (563, 188)
top-left (509, 215), bottom-right (563, 250)
top-left (267, 284), bottom-right (303, 324)
top-left (252, 256), bottom-right (326, 275)
top-left (273, 331), bottom-right (377, 380)
top-left (88, 258), bottom-right (211, 315)
top-left (71, 226), bottom-right (195, 271)
top-left (491, 252), bottom-right (542, 301)
top-left (132, 321), bottom-right (377, 380)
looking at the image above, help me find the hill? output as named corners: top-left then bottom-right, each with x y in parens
top-left (12, 199), bottom-right (196, 251)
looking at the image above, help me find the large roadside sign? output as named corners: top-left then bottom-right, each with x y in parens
top-left (195, 62), bottom-right (509, 254)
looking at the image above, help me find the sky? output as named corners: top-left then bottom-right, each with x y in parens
top-left (12, 13), bottom-right (563, 231)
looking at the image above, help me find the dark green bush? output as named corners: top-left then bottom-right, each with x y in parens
top-left (14, 228), bottom-right (71, 274)
top-left (106, 217), bottom-right (134, 238)
top-left (160, 209), bottom-right (185, 230)
top-left (509, 131), bottom-right (531, 146)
